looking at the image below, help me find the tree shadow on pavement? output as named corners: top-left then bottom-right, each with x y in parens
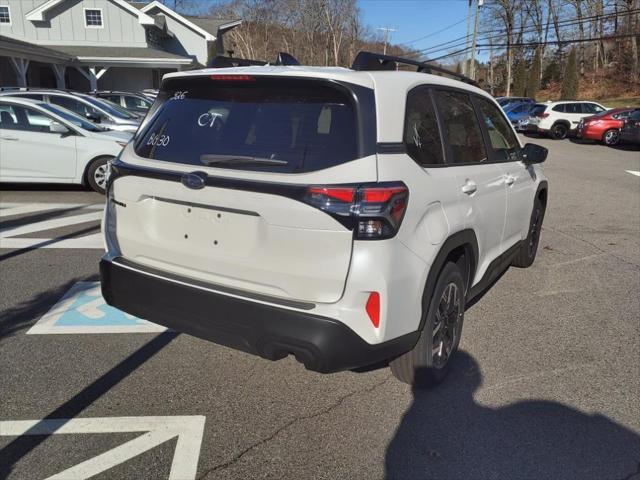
top-left (0, 276), bottom-right (97, 340)
top-left (385, 351), bottom-right (640, 480)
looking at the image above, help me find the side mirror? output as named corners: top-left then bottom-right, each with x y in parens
top-left (49, 122), bottom-right (70, 135)
top-left (85, 112), bottom-right (102, 123)
top-left (522, 143), bottom-right (548, 164)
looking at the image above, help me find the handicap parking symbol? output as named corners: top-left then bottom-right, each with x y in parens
top-left (28, 282), bottom-right (167, 334)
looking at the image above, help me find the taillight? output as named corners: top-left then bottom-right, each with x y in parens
top-left (538, 113), bottom-right (550, 119)
top-left (303, 182), bottom-right (409, 240)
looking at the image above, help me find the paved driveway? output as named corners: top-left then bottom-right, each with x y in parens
top-left (1, 138), bottom-right (639, 479)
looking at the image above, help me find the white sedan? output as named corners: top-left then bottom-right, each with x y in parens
top-left (0, 97), bottom-right (131, 193)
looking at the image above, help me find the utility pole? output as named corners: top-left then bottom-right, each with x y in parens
top-left (470, 0), bottom-right (483, 80)
top-left (464, 0), bottom-right (473, 74)
top-left (378, 27), bottom-right (397, 55)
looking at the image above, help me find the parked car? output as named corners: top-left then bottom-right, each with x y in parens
top-left (620, 109), bottom-right (640, 145)
top-left (90, 91), bottom-right (153, 115)
top-left (139, 89), bottom-right (159, 100)
top-left (0, 90), bottom-right (141, 133)
top-left (576, 107), bottom-right (638, 146)
top-left (100, 52), bottom-right (549, 388)
top-left (0, 97), bottom-right (130, 193)
top-left (497, 96), bottom-right (536, 110)
top-left (523, 101), bottom-right (607, 139)
top-left (504, 102), bottom-right (536, 129)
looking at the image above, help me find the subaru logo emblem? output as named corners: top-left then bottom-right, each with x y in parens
top-left (181, 172), bottom-right (206, 190)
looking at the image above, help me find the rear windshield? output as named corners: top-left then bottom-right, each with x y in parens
top-left (135, 76), bottom-right (360, 173)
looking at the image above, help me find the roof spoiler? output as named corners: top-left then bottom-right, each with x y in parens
top-left (209, 52), bottom-right (301, 69)
top-left (351, 51), bottom-right (478, 87)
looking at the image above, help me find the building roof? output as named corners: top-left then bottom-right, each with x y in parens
top-left (49, 45), bottom-right (189, 61)
top-left (0, 35), bottom-right (73, 63)
top-left (184, 17), bottom-right (243, 36)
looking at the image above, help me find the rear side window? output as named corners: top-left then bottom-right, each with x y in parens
top-left (135, 76), bottom-right (361, 173)
top-left (552, 104), bottom-right (566, 113)
top-left (434, 90), bottom-right (487, 164)
top-left (475, 97), bottom-right (521, 162)
top-left (403, 87), bottom-right (443, 166)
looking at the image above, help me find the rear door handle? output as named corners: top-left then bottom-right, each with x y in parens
top-left (505, 175), bottom-right (515, 186)
top-left (461, 180), bottom-right (477, 195)
top-left (0, 136), bottom-right (19, 141)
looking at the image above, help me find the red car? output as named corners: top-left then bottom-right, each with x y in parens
top-left (577, 107), bottom-right (638, 146)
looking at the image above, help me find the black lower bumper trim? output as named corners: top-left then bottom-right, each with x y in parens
top-left (100, 258), bottom-right (419, 373)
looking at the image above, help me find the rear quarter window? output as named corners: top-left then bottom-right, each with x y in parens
top-left (135, 76), bottom-right (364, 173)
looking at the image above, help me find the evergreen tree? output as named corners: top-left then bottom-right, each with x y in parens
top-left (512, 59), bottom-right (527, 97)
top-left (561, 48), bottom-right (579, 100)
top-left (526, 49), bottom-right (541, 98)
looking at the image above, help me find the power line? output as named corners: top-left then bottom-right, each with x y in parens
top-left (406, 7), bottom-right (639, 56)
top-left (424, 32), bottom-right (640, 64)
top-left (403, 16), bottom-right (469, 45)
top-left (407, 7), bottom-right (640, 59)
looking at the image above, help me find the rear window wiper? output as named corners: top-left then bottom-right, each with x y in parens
top-left (200, 154), bottom-right (288, 166)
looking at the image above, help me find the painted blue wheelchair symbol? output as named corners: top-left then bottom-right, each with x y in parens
top-left (28, 282), bottom-right (167, 334)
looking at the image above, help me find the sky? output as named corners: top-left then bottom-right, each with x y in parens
top-left (359, 0), bottom-right (475, 59)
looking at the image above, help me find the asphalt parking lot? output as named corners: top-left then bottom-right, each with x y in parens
top-left (1, 137), bottom-right (639, 480)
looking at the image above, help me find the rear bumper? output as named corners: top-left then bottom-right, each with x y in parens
top-left (100, 257), bottom-right (419, 373)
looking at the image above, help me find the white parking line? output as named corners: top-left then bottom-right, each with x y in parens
top-left (0, 234), bottom-right (103, 250)
top-left (625, 170), bottom-right (640, 177)
top-left (0, 203), bottom-right (103, 218)
top-left (0, 211), bottom-right (103, 238)
top-left (0, 203), bottom-right (104, 250)
top-left (0, 416), bottom-right (206, 480)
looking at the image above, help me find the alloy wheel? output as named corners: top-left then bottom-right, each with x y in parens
top-left (93, 164), bottom-right (108, 189)
top-left (553, 124), bottom-right (567, 139)
top-left (432, 283), bottom-right (462, 369)
top-left (604, 130), bottom-right (620, 145)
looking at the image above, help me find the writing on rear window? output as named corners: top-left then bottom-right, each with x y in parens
top-left (135, 77), bottom-right (359, 174)
top-left (147, 133), bottom-right (170, 147)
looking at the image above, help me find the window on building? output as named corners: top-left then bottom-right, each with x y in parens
top-left (84, 9), bottom-right (103, 28)
top-left (0, 6), bottom-right (11, 24)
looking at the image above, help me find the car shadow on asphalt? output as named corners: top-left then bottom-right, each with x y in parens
top-left (385, 351), bottom-right (640, 480)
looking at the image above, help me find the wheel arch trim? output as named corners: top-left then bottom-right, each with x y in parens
top-left (417, 229), bottom-right (479, 332)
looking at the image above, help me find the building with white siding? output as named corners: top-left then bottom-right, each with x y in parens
top-left (0, 0), bottom-right (241, 91)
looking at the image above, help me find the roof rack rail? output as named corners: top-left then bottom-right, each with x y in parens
top-left (209, 55), bottom-right (267, 68)
top-left (351, 51), bottom-right (478, 87)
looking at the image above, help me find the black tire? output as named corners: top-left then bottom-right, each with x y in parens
top-left (550, 123), bottom-right (569, 140)
top-left (603, 129), bottom-right (620, 146)
top-left (390, 262), bottom-right (465, 388)
top-left (86, 156), bottom-right (112, 194)
top-left (512, 197), bottom-right (545, 268)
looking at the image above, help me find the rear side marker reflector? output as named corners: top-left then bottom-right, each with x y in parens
top-left (366, 292), bottom-right (380, 328)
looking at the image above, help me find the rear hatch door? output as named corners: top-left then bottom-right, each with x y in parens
top-left (110, 74), bottom-right (377, 304)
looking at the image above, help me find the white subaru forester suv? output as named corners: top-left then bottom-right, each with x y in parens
top-left (101, 52), bottom-right (549, 387)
